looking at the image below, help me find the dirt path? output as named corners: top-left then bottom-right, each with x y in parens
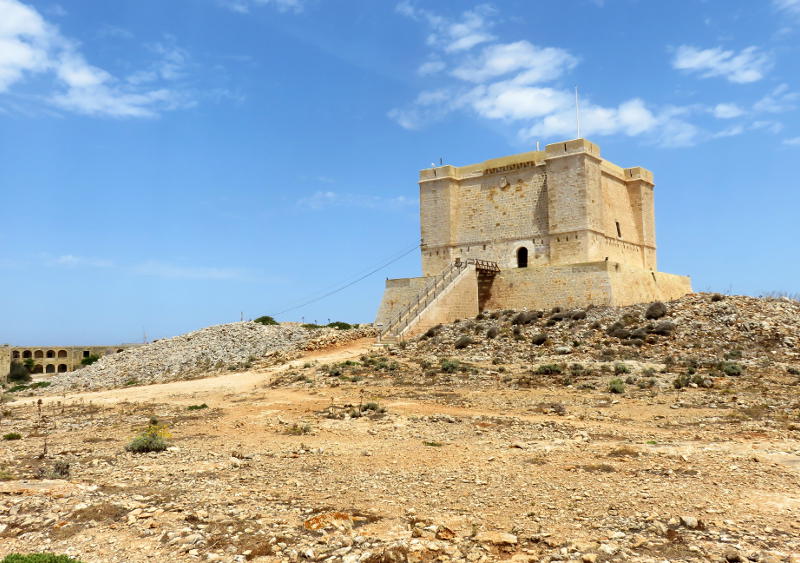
top-left (24, 338), bottom-right (375, 407)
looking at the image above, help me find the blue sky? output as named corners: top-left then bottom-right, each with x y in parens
top-left (1, 0), bottom-right (799, 345)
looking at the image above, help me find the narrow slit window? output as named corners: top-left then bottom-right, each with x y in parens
top-left (615, 221), bottom-right (622, 238)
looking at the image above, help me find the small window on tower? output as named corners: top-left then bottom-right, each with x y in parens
top-left (615, 221), bottom-right (622, 238)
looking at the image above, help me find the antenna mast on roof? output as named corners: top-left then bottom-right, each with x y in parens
top-left (575, 86), bottom-right (581, 139)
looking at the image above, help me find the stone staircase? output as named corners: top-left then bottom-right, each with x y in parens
top-left (378, 259), bottom-right (499, 343)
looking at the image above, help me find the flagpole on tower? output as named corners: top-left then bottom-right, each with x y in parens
top-left (575, 86), bottom-right (581, 139)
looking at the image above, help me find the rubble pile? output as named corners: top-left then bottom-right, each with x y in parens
top-left (43, 322), bottom-right (374, 393)
top-left (406, 293), bottom-right (800, 367)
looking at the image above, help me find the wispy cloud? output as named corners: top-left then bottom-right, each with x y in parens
top-left (671, 45), bottom-right (772, 83)
top-left (218, 0), bottom-right (304, 14)
top-left (784, 136), bottom-right (800, 145)
top-left (297, 191), bottom-right (416, 211)
top-left (773, 0), bottom-right (800, 17)
top-left (753, 84), bottom-right (798, 113)
top-left (396, 2), bottom-right (496, 53)
top-left (0, 0), bottom-right (193, 117)
top-left (46, 254), bottom-right (114, 268)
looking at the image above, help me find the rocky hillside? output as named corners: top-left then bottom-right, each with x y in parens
top-left (405, 291), bottom-right (798, 367)
top-left (41, 322), bottom-right (375, 393)
top-left (270, 293), bottom-right (800, 396)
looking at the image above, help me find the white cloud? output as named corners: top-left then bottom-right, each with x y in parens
top-left (0, 0), bottom-right (192, 117)
top-left (219, 0), bottom-right (303, 13)
top-left (712, 125), bottom-right (745, 138)
top-left (452, 41), bottom-right (576, 84)
top-left (470, 85), bottom-right (571, 121)
top-left (712, 103), bottom-right (744, 119)
top-left (751, 120), bottom-right (783, 134)
top-left (522, 98), bottom-right (661, 141)
top-left (396, 2), bottom-right (496, 53)
top-left (784, 136), bottom-right (800, 145)
top-left (297, 191), bottom-right (416, 211)
top-left (753, 84), bottom-right (798, 113)
top-left (418, 60), bottom-right (445, 76)
top-left (672, 45), bottom-right (772, 83)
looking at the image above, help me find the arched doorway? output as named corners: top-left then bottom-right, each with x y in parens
top-left (517, 247), bottom-right (528, 268)
top-left (34, 350), bottom-right (44, 358)
top-left (57, 350), bottom-right (67, 358)
top-left (57, 364), bottom-right (68, 373)
top-left (46, 364), bottom-right (55, 373)
top-left (22, 350), bottom-right (32, 359)
top-left (32, 364), bottom-right (43, 374)
top-left (46, 350), bottom-right (55, 358)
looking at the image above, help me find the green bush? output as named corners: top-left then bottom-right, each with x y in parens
top-left (614, 363), bottom-right (631, 375)
top-left (187, 403), bottom-right (208, 411)
top-left (2, 432), bottom-right (22, 440)
top-left (81, 354), bottom-right (100, 366)
top-left (1, 555), bottom-right (84, 563)
top-left (718, 361), bottom-right (743, 376)
top-left (454, 335), bottom-right (473, 349)
top-left (7, 361), bottom-right (31, 383)
top-left (254, 315), bottom-right (278, 326)
top-left (285, 423), bottom-right (311, 435)
top-left (608, 378), bottom-right (625, 394)
top-left (535, 364), bottom-right (563, 375)
top-left (327, 321), bottom-right (352, 330)
top-left (531, 334), bottom-right (548, 346)
top-left (125, 421), bottom-right (170, 453)
top-left (440, 359), bottom-right (460, 373)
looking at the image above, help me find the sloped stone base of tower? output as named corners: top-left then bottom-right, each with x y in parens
top-left (479, 261), bottom-right (691, 311)
top-left (376, 261), bottom-right (691, 340)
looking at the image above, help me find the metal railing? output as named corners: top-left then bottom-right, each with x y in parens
top-left (380, 258), bottom-right (498, 338)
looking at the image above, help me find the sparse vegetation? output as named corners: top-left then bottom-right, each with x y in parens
top-left (327, 321), bottom-right (353, 330)
top-left (81, 354), bottom-right (100, 366)
top-left (8, 361), bottom-right (31, 383)
top-left (3, 432), bottom-right (22, 440)
top-left (125, 419), bottom-right (170, 453)
top-left (531, 334), bottom-right (547, 346)
top-left (1, 555), bottom-right (85, 563)
top-left (440, 359), bottom-right (460, 373)
top-left (286, 423), bottom-right (312, 435)
top-left (254, 315), bottom-right (278, 326)
top-left (535, 364), bottom-right (563, 375)
top-left (608, 378), bottom-right (625, 394)
top-left (187, 403), bottom-right (208, 410)
top-left (717, 361), bottom-right (743, 377)
top-left (613, 363), bottom-right (631, 375)
top-left (645, 301), bottom-right (667, 320)
top-left (454, 335), bottom-right (473, 349)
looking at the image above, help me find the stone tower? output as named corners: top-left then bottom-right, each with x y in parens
top-left (376, 138), bottom-right (691, 339)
